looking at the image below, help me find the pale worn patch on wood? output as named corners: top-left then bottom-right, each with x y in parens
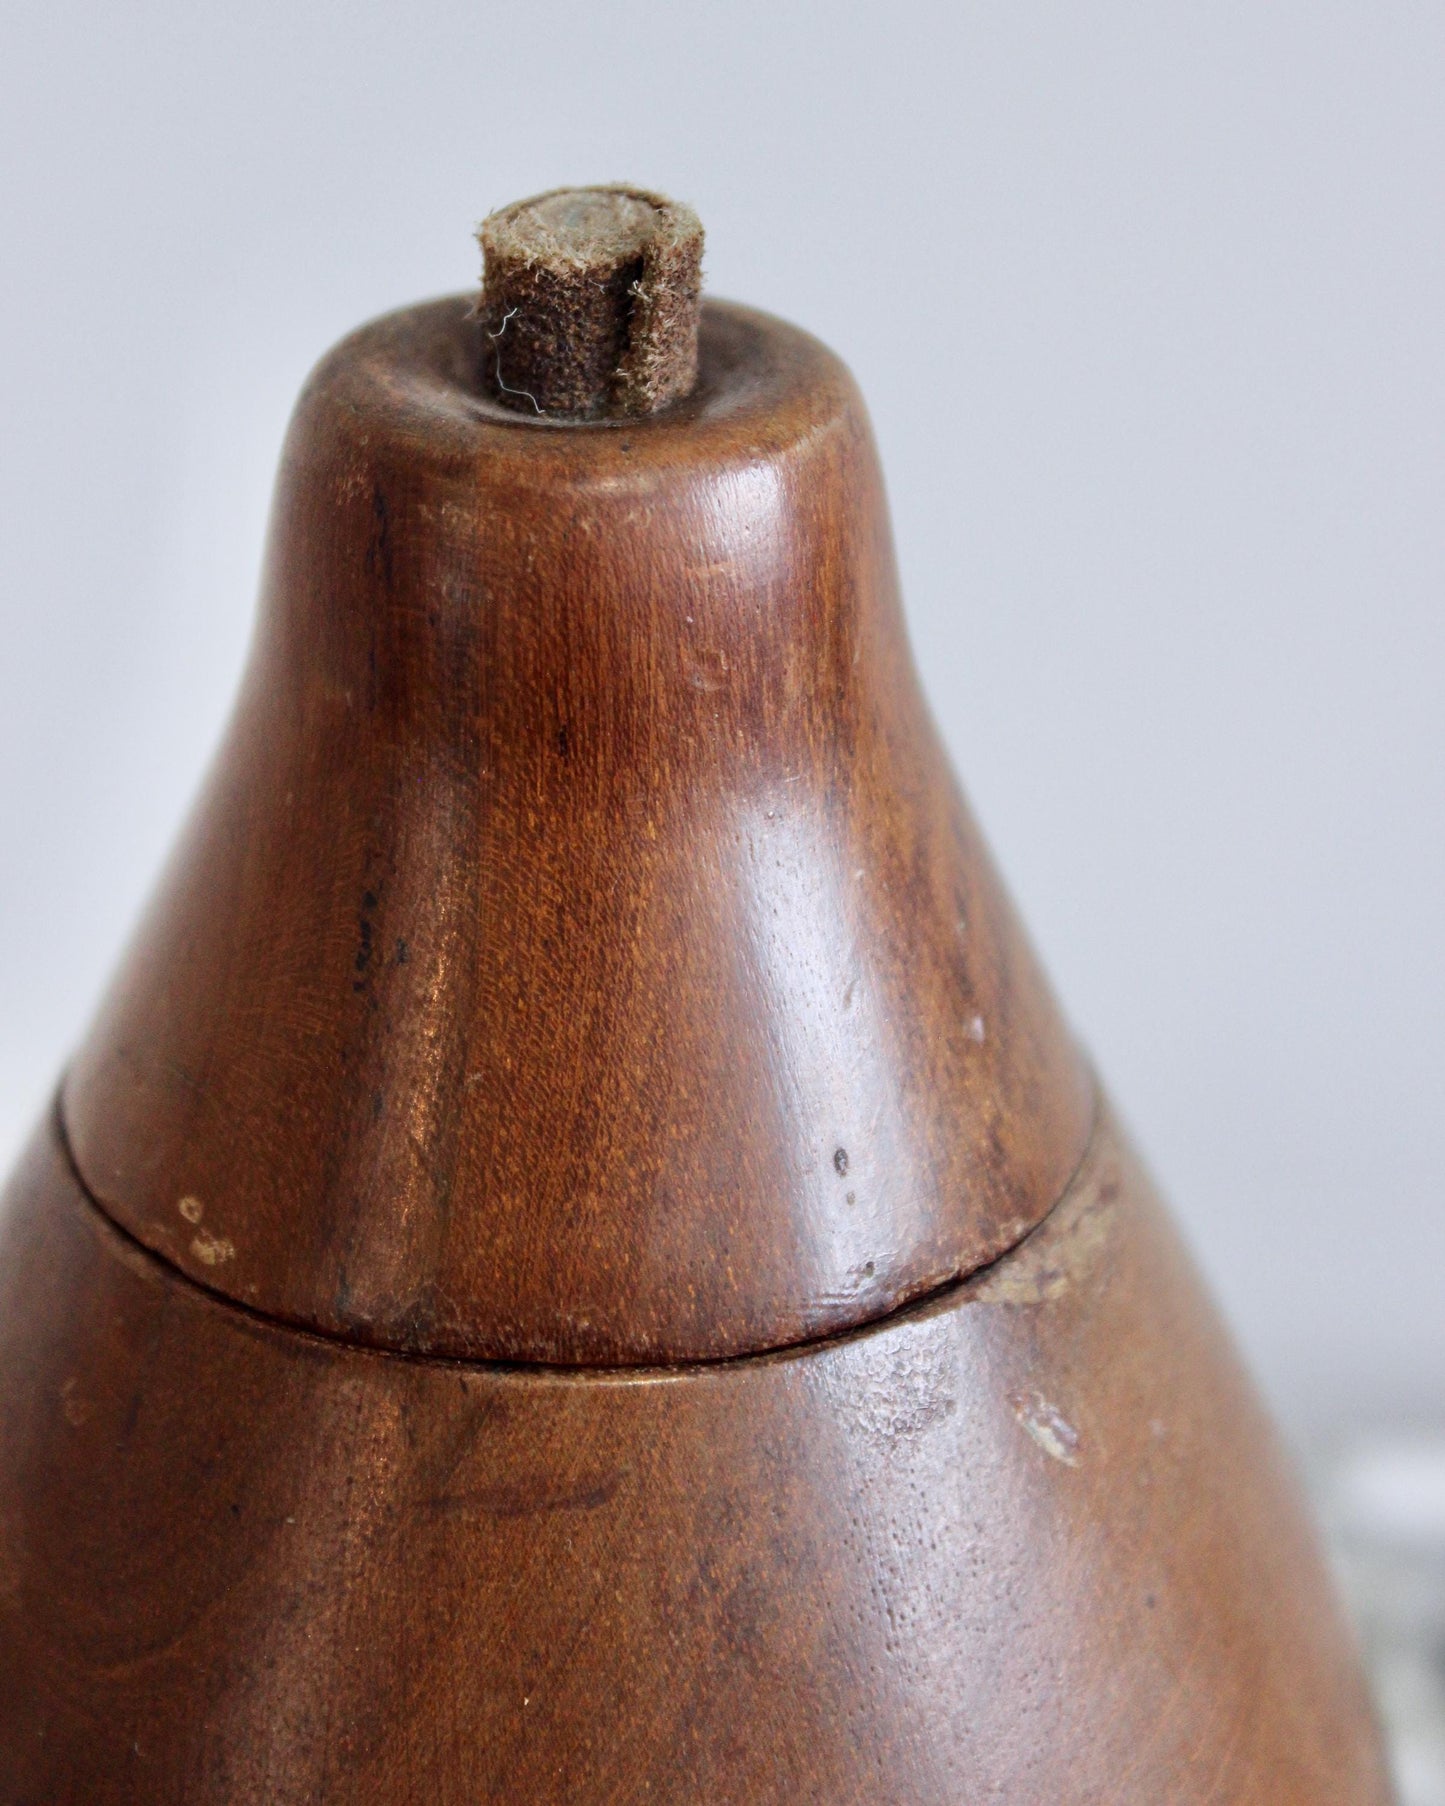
top-left (969, 1107), bottom-right (1121, 1306)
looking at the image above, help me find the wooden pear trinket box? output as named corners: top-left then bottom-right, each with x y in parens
top-left (0, 188), bottom-right (1391, 1804)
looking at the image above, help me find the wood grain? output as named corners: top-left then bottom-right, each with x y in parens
top-left (0, 1112), bottom-right (1389, 1802)
top-left (62, 297), bottom-right (1092, 1365)
top-left (0, 281), bottom-right (1390, 1798)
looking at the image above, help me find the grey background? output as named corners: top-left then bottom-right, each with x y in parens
top-left (1, 0), bottom-right (1441, 1426)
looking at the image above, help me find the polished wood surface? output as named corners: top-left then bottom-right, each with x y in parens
top-left (0, 280), bottom-right (1391, 1798)
top-left (63, 297), bottom-right (1091, 1365)
top-left (0, 1112), bottom-right (1387, 1803)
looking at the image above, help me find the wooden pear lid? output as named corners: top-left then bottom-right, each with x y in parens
top-left (62, 282), bottom-right (1091, 1364)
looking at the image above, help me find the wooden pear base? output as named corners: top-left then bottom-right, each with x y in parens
top-left (0, 1106), bottom-right (1388, 1802)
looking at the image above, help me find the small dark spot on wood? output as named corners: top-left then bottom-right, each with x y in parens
top-left (833, 1147), bottom-right (849, 1177)
top-left (365, 483), bottom-right (394, 587)
top-left (372, 1090), bottom-right (384, 1121)
top-left (1145, 1593), bottom-right (1157, 1610)
top-left (394, 938), bottom-right (409, 965)
top-left (557, 724), bottom-right (570, 759)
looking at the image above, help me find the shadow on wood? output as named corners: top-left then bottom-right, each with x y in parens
top-left (0, 278), bottom-right (1391, 1801)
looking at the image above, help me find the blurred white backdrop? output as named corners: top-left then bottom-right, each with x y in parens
top-left (1, 0), bottom-right (1441, 1424)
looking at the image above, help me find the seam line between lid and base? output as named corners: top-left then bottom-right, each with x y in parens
top-left (52, 1081), bottom-right (1102, 1382)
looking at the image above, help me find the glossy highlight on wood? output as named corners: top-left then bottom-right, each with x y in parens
top-left (0, 1111), bottom-right (1389, 1803)
top-left (0, 278), bottom-right (1391, 1801)
top-left (62, 297), bottom-right (1092, 1366)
